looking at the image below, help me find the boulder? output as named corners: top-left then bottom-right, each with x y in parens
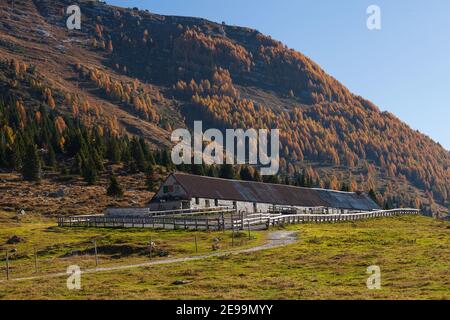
top-left (172, 280), bottom-right (191, 285)
top-left (6, 235), bottom-right (25, 244)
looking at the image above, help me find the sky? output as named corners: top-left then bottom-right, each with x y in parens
top-left (106, 0), bottom-right (450, 150)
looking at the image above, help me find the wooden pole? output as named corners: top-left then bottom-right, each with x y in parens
top-left (5, 250), bottom-right (10, 281)
top-left (221, 213), bottom-right (225, 233)
top-left (94, 239), bottom-right (99, 267)
top-left (232, 229), bottom-right (235, 247)
top-left (33, 246), bottom-right (38, 273)
top-left (194, 236), bottom-right (198, 253)
top-left (149, 237), bottom-right (153, 259)
top-left (247, 221), bottom-right (251, 240)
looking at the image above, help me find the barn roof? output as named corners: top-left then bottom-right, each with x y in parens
top-left (157, 173), bottom-right (379, 211)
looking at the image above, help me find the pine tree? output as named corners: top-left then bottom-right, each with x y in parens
top-left (130, 138), bottom-right (146, 172)
top-left (106, 139), bottom-right (121, 164)
top-left (368, 189), bottom-right (379, 205)
top-left (219, 164), bottom-right (235, 179)
top-left (45, 145), bottom-right (56, 169)
top-left (82, 157), bottom-right (98, 185)
top-left (107, 174), bottom-right (124, 197)
top-left (239, 166), bottom-right (254, 181)
top-left (71, 153), bottom-right (83, 175)
top-left (206, 165), bottom-right (218, 177)
top-left (145, 164), bottom-right (158, 191)
top-left (22, 144), bottom-right (41, 181)
top-left (263, 175), bottom-right (280, 184)
top-left (192, 164), bottom-right (205, 176)
top-left (252, 169), bottom-right (262, 182)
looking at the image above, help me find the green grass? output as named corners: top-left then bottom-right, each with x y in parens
top-left (0, 214), bottom-right (449, 300)
top-left (0, 211), bottom-right (263, 279)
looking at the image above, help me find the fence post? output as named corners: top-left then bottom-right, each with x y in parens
top-left (5, 250), bottom-right (10, 281)
top-left (93, 239), bottom-right (99, 267)
top-left (33, 246), bottom-right (38, 273)
top-left (247, 221), bottom-right (251, 240)
top-left (232, 229), bottom-right (235, 247)
top-left (149, 237), bottom-right (153, 259)
top-left (194, 236), bottom-right (198, 254)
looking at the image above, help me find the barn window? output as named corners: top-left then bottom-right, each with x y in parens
top-left (215, 199), bottom-right (219, 207)
top-left (205, 199), bottom-right (210, 207)
top-left (253, 203), bottom-right (258, 212)
top-left (195, 197), bottom-right (199, 205)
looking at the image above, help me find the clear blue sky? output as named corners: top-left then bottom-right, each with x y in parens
top-left (106, 0), bottom-right (450, 150)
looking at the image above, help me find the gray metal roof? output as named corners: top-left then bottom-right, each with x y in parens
top-left (157, 173), bottom-right (380, 211)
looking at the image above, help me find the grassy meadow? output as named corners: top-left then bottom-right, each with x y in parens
top-left (0, 213), bottom-right (449, 300)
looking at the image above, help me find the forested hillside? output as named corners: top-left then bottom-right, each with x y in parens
top-left (0, 0), bottom-right (448, 216)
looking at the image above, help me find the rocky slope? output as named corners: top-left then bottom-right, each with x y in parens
top-left (0, 0), bottom-right (448, 215)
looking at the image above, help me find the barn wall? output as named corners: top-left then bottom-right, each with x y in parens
top-left (153, 175), bottom-right (188, 199)
top-left (149, 201), bottom-right (183, 211)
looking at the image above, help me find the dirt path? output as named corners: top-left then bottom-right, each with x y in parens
top-left (1, 231), bottom-right (298, 283)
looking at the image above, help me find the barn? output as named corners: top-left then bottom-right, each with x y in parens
top-left (148, 173), bottom-right (380, 213)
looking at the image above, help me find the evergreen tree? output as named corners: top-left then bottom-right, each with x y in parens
top-left (145, 164), bottom-right (158, 191)
top-left (71, 153), bottom-right (83, 175)
top-left (130, 137), bottom-right (146, 171)
top-left (219, 164), bottom-right (235, 179)
top-left (22, 144), bottom-right (41, 181)
top-left (239, 166), bottom-right (254, 181)
top-left (252, 169), bottom-right (262, 182)
top-left (106, 139), bottom-right (121, 164)
top-left (192, 164), bottom-right (205, 176)
top-left (7, 140), bottom-right (23, 170)
top-left (82, 156), bottom-right (98, 185)
top-left (341, 182), bottom-right (350, 192)
top-left (92, 148), bottom-right (104, 171)
top-left (60, 165), bottom-right (68, 176)
top-left (263, 174), bottom-right (281, 184)
top-left (368, 189), bottom-right (379, 205)
top-left (107, 174), bottom-right (124, 197)
top-left (45, 145), bottom-right (56, 169)
top-left (206, 165), bottom-right (218, 177)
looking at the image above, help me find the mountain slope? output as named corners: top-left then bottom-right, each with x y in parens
top-left (0, 0), bottom-right (448, 215)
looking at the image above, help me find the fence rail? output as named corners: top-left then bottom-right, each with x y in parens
top-left (58, 208), bottom-right (420, 231)
top-left (260, 208), bottom-right (420, 228)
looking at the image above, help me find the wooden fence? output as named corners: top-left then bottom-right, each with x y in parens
top-left (58, 215), bottom-right (227, 231)
top-left (259, 208), bottom-right (420, 228)
top-left (58, 208), bottom-right (420, 231)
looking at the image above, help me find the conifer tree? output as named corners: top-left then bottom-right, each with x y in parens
top-left (82, 156), bottom-right (98, 185)
top-left (22, 143), bottom-right (41, 182)
top-left (239, 166), bottom-right (254, 181)
top-left (192, 164), bottom-right (205, 176)
top-left (130, 137), bottom-right (146, 171)
top-left (145, 164), bottom-right (158, 191)
top-left (107, 139), bottom-right (121, 163)
top-left (71, 153), bottom-right (83, 175)
top-left (368, 189), bottom-right (378, 205)
top-left (219, 164), bottom-right (236, 179)
top-left (252, 169), bottom-right (262, 182)
top-left (107, 174), bottom-right (124, 197)
top-left (45, 145), bottom-right (56, 169)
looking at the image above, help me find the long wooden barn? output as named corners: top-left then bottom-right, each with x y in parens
top-left (148, 173), bottom-right (380, 213)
